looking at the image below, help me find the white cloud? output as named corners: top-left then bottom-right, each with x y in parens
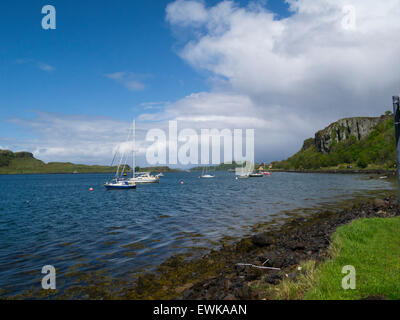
top-left (105, 71), bottom-right (145, 91)
top-left (162, 0), bottom-right (400, 160)
top-left (4, 1), bottom-right (400, 166)
top-left (6, 112), bottom-right (139, 165)
top-left (166, 0), bottom-right (208, 26)
top-left (36, 62), bottom-right (55, 72)
top-left (16, 59), bottom-right (55, 72)
top-left (5, 111), bottom-right (198, 166)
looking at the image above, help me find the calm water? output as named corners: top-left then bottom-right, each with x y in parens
top-left (0, 172), bottom-right (393, 297)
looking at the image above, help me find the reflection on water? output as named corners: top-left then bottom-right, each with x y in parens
top-left (0, 172), bottom-right (394, 297)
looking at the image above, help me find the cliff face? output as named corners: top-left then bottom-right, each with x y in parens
top-left (272, 113), bottom-right (395, 170)
top-left (314, 116), bottom-right (388, 154)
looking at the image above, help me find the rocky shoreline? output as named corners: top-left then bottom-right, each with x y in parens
top-left (173, 195), bottom-right (398, 299)
top-left (7, 192), bottom-right (397, 300)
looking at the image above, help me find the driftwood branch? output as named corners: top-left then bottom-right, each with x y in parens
top-left (235, 263), bottom-right (280, 270)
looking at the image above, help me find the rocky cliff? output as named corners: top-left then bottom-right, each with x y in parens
top-left (271, 113), bottom-right (395, 170)
top-left (314, 115), bottom-right (389, 154)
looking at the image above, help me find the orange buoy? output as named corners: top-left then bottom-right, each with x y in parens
top-left (89, 187), bottom-right (94, 191)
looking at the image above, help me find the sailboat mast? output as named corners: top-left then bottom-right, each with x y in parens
top-left (132, 119), bottom-right (135, 178)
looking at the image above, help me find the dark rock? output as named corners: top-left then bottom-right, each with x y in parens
top-left (258, 250), bottom-right (279, 265)
top-left (235, 284), bottom-right (251, 299)
top-left (181, 289), bottom-right (194, 300)
top-left (223, 294), bottom-right (237, 300)
top-left (288, 272), bottom-right (297, 280)
top-left (175, 195), bottom-right (399, 300)
top-left (283, 253), bottom-right (299, 267)
top-left (361, 295), bottom-right (387, 300)
top-left (251, 233), bottom-right (274, 246)
top-left (264, 271), bottom-right (282, 284)
top-left (288, 241), bottom-right (306, 251)
top-left (373, 199), bottom-right (388, 208)
top-left (257, 251), bottom-right (287, 269)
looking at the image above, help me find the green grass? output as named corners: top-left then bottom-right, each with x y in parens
top-left (304, 217), bottom-right (400, 299)
top-left (266, 217), bottom-right (400, 300)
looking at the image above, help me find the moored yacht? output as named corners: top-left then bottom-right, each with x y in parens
top-left (249, 172), bottom-right (263, 177)
top-left (128, 172), bottom-right (160, 184)
top-left (200, 165), bottom-right (215, 178)
top-left (104, 178), bottom-right (136, 190)
top-left (104, 120), bottom-right (137, 190)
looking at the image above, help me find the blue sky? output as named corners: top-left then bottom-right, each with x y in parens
top-left (1, 0), bottom-right (399, 165)
top-left (0, 0), bottom-right (291, 164)
top-left (0, 1), bottom-right (208, 119)
top-left (0, 0), bottom-right (289, 123)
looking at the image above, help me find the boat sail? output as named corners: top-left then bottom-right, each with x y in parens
top-left (236, 161), bottom-right (250, 179)
top-left (104, 120), bottom-right (136, 190)
top-left (200, 165), bottom-right (215, 178)
top-left (127, 120), bottom-right (159, 184)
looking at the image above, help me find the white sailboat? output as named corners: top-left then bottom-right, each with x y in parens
top-left (127, 120), bottom-right (160, 184)
top-left (200, 166), bottom-right (215, 178)
top-left (129, 171), bottom-right (160, 183)
top-left (104, 120), bottom-right (136, 190)
top-left (235, 161), bottom-right (250, 179)
top-left (249, 171), bottom-right (263, 177)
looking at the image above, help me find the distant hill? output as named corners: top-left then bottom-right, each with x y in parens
top-left (0, 149), bottom-right (181, 174)
top-left (271, 113), bottom-right (396, 171)
top-left (189, 161), bottom-right (246, 172)
top-left (0, 150), bottom-right (124, 174)
top-left (136, 166), bottom-right (182, 173)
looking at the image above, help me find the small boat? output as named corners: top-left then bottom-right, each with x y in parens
top-left (200, 165), bottom-right (215, 178)
top-left (200, 166), bottom-right (215, 178)
top-left (249, 172), bottom-right (263, 177)
top-left (156, 172), bottom-right (164, 177)
top-left (263, 171), bottom-right (271, 176)
top-left (104, 178), bottom-right (136, 190)
top-left (235, 161), bottom-right (250, 179)
top-left (104, 120), bottom-right (137, 190)
top-left (129, 172), bottom-right (160, 183)
top-left (200, 174), bottom-right (215, 178)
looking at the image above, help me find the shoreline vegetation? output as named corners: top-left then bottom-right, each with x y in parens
top-left (0, 150), bottom-right (181, 174)
top-left (270, 168), bottom-right (396, 175)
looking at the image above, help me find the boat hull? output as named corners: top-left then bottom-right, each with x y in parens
top-left (104, 183), bottom-right (136, 190)
top-left (129, 179), bottom-right (159, 184)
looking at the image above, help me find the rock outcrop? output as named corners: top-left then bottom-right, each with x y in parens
top-left (314, 116), bottom-right (389, 154)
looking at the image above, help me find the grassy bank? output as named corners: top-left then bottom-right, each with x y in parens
top-left (270, 216), bottom-right (400, 300)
